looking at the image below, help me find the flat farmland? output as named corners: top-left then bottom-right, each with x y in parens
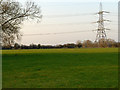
top-left (2, 48), bottom-right (118, 88)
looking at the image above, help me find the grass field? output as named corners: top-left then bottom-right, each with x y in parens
top-left (2, 48), bottom-right (118, 88)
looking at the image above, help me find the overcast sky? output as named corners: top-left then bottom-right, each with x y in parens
top-left (18, 0), bottom-right (118, 3)
top-left (18, 0), bottom-right (118, 45)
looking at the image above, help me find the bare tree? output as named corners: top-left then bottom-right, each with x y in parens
top-left (0, 0), bottom-right (42, 47)
top-left (76, 40), bottom-right (82, 48)
top-left (82, 40), bottom-right (93, 48)
top-left (98, 39), bottom-right (108, 48)
top-left (107, 38), bottom-right (116, 47)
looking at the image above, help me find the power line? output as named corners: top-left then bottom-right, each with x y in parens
top-left (43, 13), bottom-right (94, 18)
top-left (40, 22), bottom-right (90, 26)
top-left (23, 30), bottom-right (92, 36)
top-left (23, 29), bottom-right (118, 37)
top-left (43, 12), bottom-right (117, 18)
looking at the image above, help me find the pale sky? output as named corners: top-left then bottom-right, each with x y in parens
top-left (18, 0), bottom-right (118, 3)
top-left (18, 0), bottom-right (118, 45)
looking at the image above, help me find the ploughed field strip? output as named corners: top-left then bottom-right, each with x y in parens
top-left (2, 48), bottom-right (118, 88)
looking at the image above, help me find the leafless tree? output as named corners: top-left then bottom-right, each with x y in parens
top-left (106, 38), bottom-right (116, 47)
top-left (0, 0), bottom-right (42, 47)
top-left (98, 39), bottom-right (108, 48)
top-left (82, 40), bottom-right (93, 48)
top-left (76, 40), bottom-right (82, 48)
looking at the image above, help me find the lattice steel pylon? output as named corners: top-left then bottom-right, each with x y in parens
top-left (95, 2), bottom-right (110, 42)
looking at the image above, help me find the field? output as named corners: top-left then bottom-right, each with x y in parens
top-left (2, 48), bottom-right (118, 88)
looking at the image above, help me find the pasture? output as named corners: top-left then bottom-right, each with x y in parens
top-left (2, 48), bottom-right (118, 88)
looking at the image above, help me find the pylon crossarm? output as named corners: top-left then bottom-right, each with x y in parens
top-left (105, 28), bottom-right (110, 30)
top-left (103, 20), bottom-right (111, 22)
top-left (97, 11), bottom-right (110, 14)
top-left (97, 20), bottom-right (110, 23)
top-left (103, 11), bottom-right (110, 13)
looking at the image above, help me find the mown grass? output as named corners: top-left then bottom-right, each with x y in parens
top-left (2, 48), bottom-right (118, 88)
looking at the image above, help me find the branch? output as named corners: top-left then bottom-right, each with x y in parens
top-left (2, 1), bottom-right (42, 27)
top-left (2, 14), bottom-right (29, 27)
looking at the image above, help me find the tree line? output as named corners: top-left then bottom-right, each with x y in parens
top-left (2, 38), bottom-right (120, 49)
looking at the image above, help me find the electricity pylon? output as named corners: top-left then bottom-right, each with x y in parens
top-left (94, 2), bottom-right (110, 42)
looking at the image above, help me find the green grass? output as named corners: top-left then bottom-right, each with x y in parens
top-left (2, 48), bottom-right (118, 88)
top-left (2, 48), bottom-right (118, 54)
